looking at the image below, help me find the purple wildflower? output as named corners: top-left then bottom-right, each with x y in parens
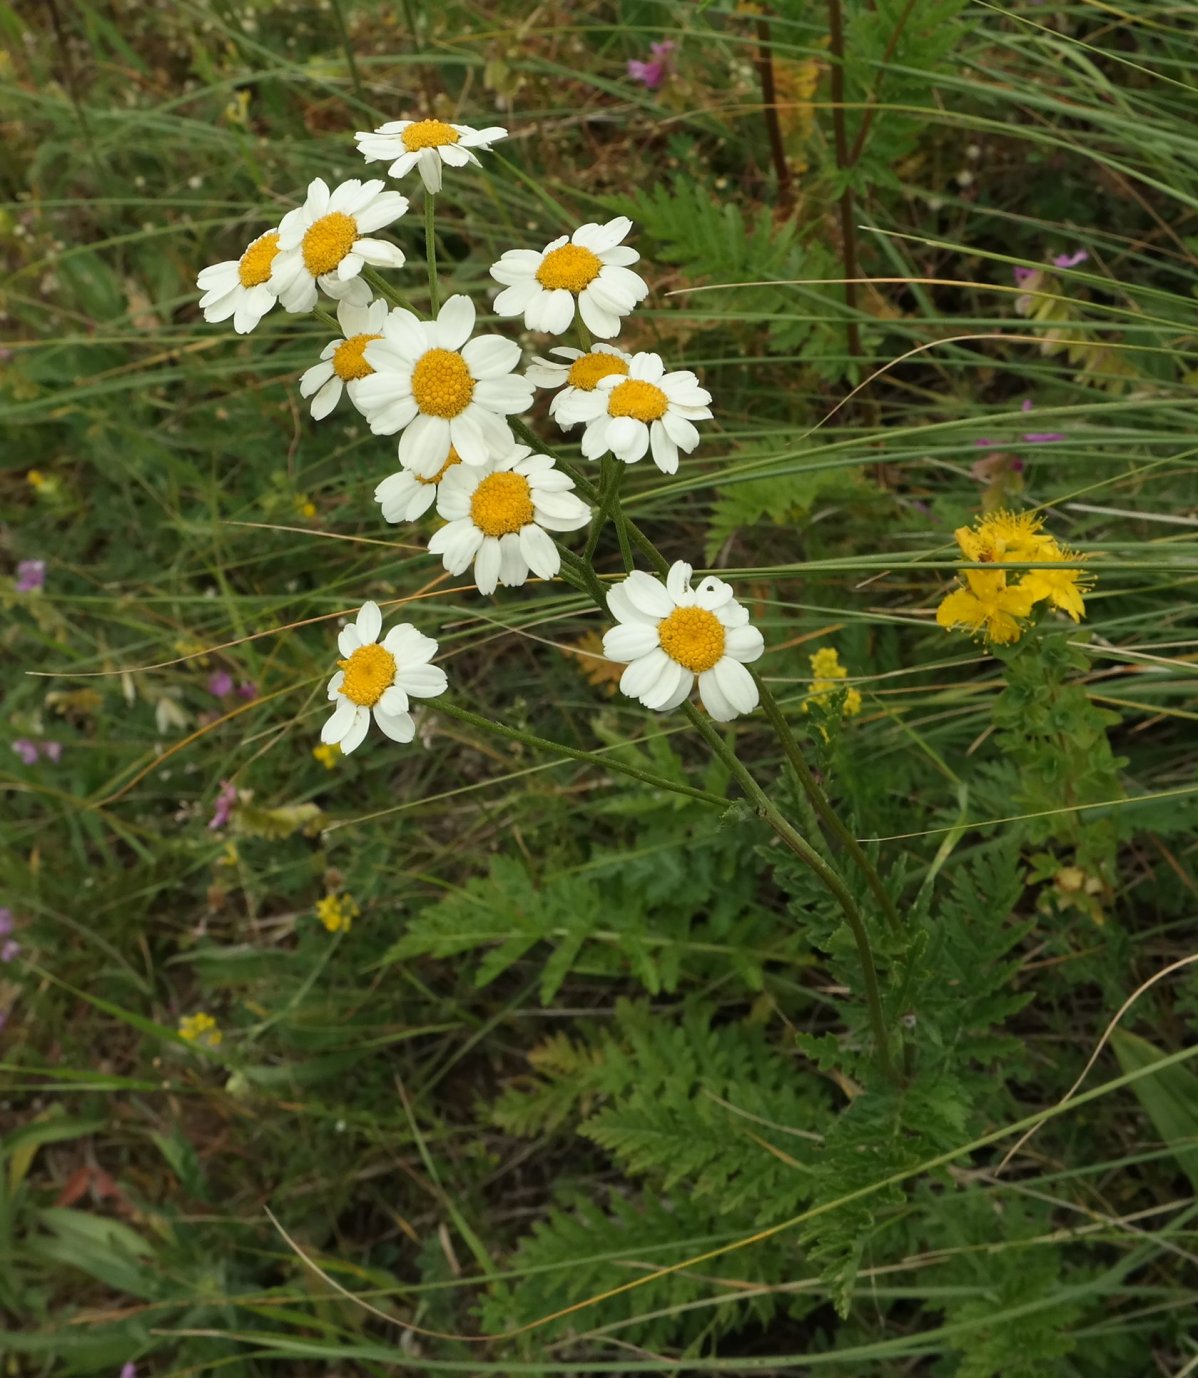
top-left (12, 739), bottom-right (39, 765)
top-left (628, 39), bottom-right (676, 91)
top-left (0, 909), bottom-right (12, 936)
top-left (120, 1364), bottom-right (137, 1378)
top-left (1052, 248), bottom-right (1088, 269)
top-left (208, 780), bottom-right (238, 831)
top-left (15, 560), bottom-right (46, 593)
top-left (976, 399), bottom-right (1066, 450)
top-left (208, 670), bottom-right (234, 699)
top-left (41, 740), bottom-right (63, 763)
top-left (236, 680), bottom-right (258, 700)
top-left (1, 940), bottom-right (20, 964)
top-left (1013, 266), bottom-right (1038, 287)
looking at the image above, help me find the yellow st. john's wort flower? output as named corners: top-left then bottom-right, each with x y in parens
top-left (316, 892), bottom-right (359, 934)
top-left (178, 1011), bottom-right (222, 1047)
top-left (937, 510), bottom-right (1091, 644)
top-left (803, 646), bottom-right (862, 716)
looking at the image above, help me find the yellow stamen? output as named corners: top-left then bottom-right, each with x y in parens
top-left (332, 332), bottom-right (383, 382)
top-left (401, 118), bottom-right (460, 151)
top-left (658, 606), bottom-right (725, 674)
top-left (470, 471), bottom-right (534, 537)
top-left (238, 230), bottom-right (280, 287)
top-left (608, 378), bottom-right (669, 423)
top-left (567, 352), bottom-right (630, 390)
top-left (411, 348), bottom-right (475, 418)
top-left (338, 642), bottom-right (396, 707)
top-left (536, 243), bottom-right (603, 293)
top-left (302, 211), bottom-right (358, 278)
top-left (416, 446), bottom-right (463, 486)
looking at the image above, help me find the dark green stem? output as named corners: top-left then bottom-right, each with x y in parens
top-left (363, 266), bottom-right (418, 315)
top-left (755, 676), bottom-right (903, 937)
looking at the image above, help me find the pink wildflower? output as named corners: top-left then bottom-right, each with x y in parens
top-left (208, 670), bottom-right (234, 699)
top-left (208, 780), bottom-right (238, 831)
top-left (0, 909), bottom-right (13, 936)
top-left (628, 39), bottom-right (676, 90)
top-left (236, 681), bottom-right (258, 700)
top-left (41, 740), bottom-right (63, 763)
top-left (1052, 248), bottom-right (1088, 269)
top-left (1, 940), bottom-right (20, 964)
top-left (15, 560), bottom-right (46, 592)
top-left (12, 740), bottom-right (38, 765)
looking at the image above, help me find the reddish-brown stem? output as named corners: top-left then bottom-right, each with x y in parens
top-left (754, 15), bottom-right (794, 213)
top-left (826, 0), bottom-right (862, 361)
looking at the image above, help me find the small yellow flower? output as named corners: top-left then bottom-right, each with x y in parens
top-left (936, 569), bottom-right (1037, 644)
top-left (803, 646), bottom-right (862, 716)
top-left (178, 1011), bottom-right (222, 1047)
top-left (312, 741), bottom-right (341, 769)
top-left (296, 495), bottom-right (318, 519)
top-left (315, 892), bottom-right (359, 934)
top-left (26, 469), bottom-right (45, 488)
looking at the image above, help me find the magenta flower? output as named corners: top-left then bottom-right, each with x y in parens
top-left (11, 739), bottom-right (38, 765)
top-left (120, 1364), bottom-right (137, 1378)
top-left (976, 398), bottom-right (1065, 450)
top-left (208, 780), bottom-right (238, 831)
top-left (15, 560), bottom-right (46, 593)
top-left (1, 940), bottom-right (20, 964)
top-left (41, 740), bottom-right (63, 763)
top-left (208, 670), bottom-right (234, 699)
top-left (1013, 266), bottom-right (1038, 287)
top-left (627, 39), bottom-right (676, 90)
top-left (1052, 248), bottom-right (1088, 269)
top-left (236, 680), bottom-right (258, 700)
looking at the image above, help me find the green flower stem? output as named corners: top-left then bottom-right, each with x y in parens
top-left (432, 700), bottom-right (731, 809)
top-left (681, 703), bottom-right (897, 1084)
top-left (424, 195), bottom-right (439, 313)
top-left (755, 675), bottom-right (903, 937)
top-left (557, 545), bottom-right (608, 605)
top-left (362, 266), bottom-right (418, 314)
top-left (314, 307), bottom-right (340, 331)
top-left (576, 317), bottom-right (593, 351)
top-left (583, 457), bottom-right (630, 566)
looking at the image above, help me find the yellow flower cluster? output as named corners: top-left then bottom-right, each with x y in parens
top-left (312, 742), bottom-right (341, 769)
top-left (936, 510), bottom-right (1090, 645)
top-left (178, 1011), bottom-right (222, 1047)
top-left (802, 647), bottom-right (862, 717)
top-left (316, 892), bottom-right (359, 934)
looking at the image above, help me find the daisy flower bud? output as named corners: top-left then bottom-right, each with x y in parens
top-left (300, 298), bottom-right (391, 420)
top-left (603, 562), bottom-right (764, 720)
top-left (490, 217), bottom-right (649, 338)
top-left (270, 178), bottom-right (409, 314)
top-left (355, 118), bottom-right (508, 194)
top-left (322, 601), bottom-right (448, 754)
top-left (355, 294), bottom-right (534, 475)
top-left (196, 228), bottom-right (282, 334)
top-left (428, 447), bottom-right (590, 596)
top-left (556, 350), bottom-right (713, 474)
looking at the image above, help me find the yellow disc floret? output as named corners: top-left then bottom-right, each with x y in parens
top-left (470, 471), bottom-right (535, 537)
top-left (316, 891), bottom-right (359, 934)
top-left (536, 243), bottom-right (603, 293)
top-left (608, 379), bottom-right (669, 423)
top-left (238, 230), bottom-right (280, 287)
top-left (567, 353), bottom-right (630, 390)
top-left (179, 1011), bottom-right (222, 1047)
top-left (302, 211), bottom-right (359, 278)
top-left (332, 332), bottom-right (383, 381)
top-left (338, 642), bottom-right (397, 707)
top-left (401, 118), bottom-right (460, 151)
top-left (658, 606), bottom-right (726, 674)
top-left (416, 446), bottom-right (464, 486)
top-left (411, 348), bottom-right (475, 418)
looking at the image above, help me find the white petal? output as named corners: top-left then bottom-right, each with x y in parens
top-left (379, 684), bottom-right (409, 716)
top-left (497, 532), bottom-right (529, 587)
top-left (624, 570), bottom-right (673, 619)
top-left (395, 663), bottom-right (448, 699)
top-left (436, 294), bottom-right (476, 351)
top-left (620, 648), bottom-right (670, 700)
top-left (340, 707), bottom-right (372, 754)
top-left (474, 537), bottom-right (502, 594)
top-left (321, 697), bottom-right (356, 744)
top-left (338, 625), bottom-right (362, 657)
top-left (356, 601), bottom-right (382, 644)
top-left (603, 622), bottom-right (659, 661)
top-left (706, 658), bottom-right (759, 720)
top-left (724, 624), bottom-right (765, 663)
top-left (519, 523), bottom-right (559, 580)
top-left (462, 334), bottom-right (521, 379)
top-left (374, 706), bottom-right (416, 742)
top-left (640, 656), bottom-right (686, 711)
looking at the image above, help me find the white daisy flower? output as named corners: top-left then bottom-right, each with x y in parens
top-left (556, 350), bottom-right (713, 475)
top-left (196, 229), bottom-right (282, 334)
top-left (321, 601), bottom-right (448, 754)
top-left (524, 344), bottom-right (633, 430)
top-left (374, 443), bottom-right (464, 523)
top-left (270, 178), bottom-right (409, 314)
top-left (299, 298), bottom-right (391, 421)
top-left (355, 294), bottom-right (534, 476)
top-left (602, 562), bottom-right (764, 721)
top-left (489, 217), bottom-right (648, 338)
top-left (427, 446), bottom-right (590, 596)
top-left (354, 118), bottom-right (508, 194)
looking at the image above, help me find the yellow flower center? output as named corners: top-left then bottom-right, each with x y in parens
top-left (658, 606), bottom-right (726, 674)
top-left (238, 231), bottom-right (280, 287)
top-left (567, 352), bottom-right (630, 390)
top-left (470, 471), bottom-right (535, 537)
top-left (608, 378), bottom-right (669, 423)
top-left (332, 332), bottom-right (383, 381)
top-left (302, 211), bottom-right (359, 278)
top-left (411, 348), bottom-right (475, 418)
top-left (401, 118), bottom-right (461, 151)
top-left (416, 446), bottom-right (464, 485)
top-left (338, 642), bottom-right (397, 707)
top-left (536, 243), bottom-right (603, 293)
